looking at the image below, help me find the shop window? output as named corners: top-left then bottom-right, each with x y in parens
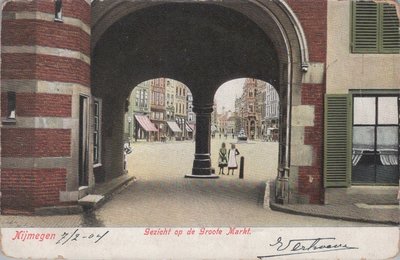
top-left (352, 1), bottom-right (399, 53)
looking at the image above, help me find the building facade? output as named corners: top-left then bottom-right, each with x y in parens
top-left (165, 79), bottom-right (175, 121)
top-left (324, 0), bottom-right (399, 191)
top-left (174, 81), bottom-right (188, 139)
top-left (241, 79), bottom-right (262, 140)
top-left (265, 83), bottom-right (279, 131)
top-left (150, 78), bottom-right (166, 141)
top-left (125, 81), bottom-right (151, 141)
top-left (186, 90), bottom-right (195, 139)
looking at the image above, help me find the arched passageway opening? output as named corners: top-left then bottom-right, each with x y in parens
top-left (212, 78), bottom-right (281, 182)
top-left (91, 0), bottom-right (309, 203)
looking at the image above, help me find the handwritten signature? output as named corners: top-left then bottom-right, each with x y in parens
top-left (257, 236), bottom-right (358, 258)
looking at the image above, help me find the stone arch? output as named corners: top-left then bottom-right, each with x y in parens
top-left (91, 0), bottom-right (312, 200)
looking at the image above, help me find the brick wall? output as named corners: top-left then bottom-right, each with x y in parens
top-left (286, 0), bottom-right (327, 62)
top-left (285, 0), bottom-right (327, 203)
top-left (3, 0), bottom-right (90, 25)
top-left (1, 129), bottom-right (71, 157)
top-left (1, 93), bottom-right (72, 117)
top-left (1, 169), bottom-right (67, 214)
top-left (2, 53), bottom-right (90, 87)
top-left (1, 0), bottom-right (90, 214)
top-left (2, 20), bottom-right (90, 55)
top-left (298, 84), bottom-right (325, 203)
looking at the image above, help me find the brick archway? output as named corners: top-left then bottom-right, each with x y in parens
top-left (91, 0), bottom-right (325, 204)
top-left (0, 0), bottom-right (327, 214)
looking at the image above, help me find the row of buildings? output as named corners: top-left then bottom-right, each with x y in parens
top-left (213, 79), bottom-right (280, 140)
top-left (124, 78), bottom-right (196, 142)
top-left (126, 77), bottom-right (280, 142)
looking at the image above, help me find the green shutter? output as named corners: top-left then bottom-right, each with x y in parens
top-left (324, 95), bottom-right (351, 188)
top-left (379, 3), bottom-right (400, 53)
top-left (352, 1), bottom-right (379, 53)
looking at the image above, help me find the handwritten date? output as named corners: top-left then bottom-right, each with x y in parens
top-left (56, 229), bottom-right (109, 245)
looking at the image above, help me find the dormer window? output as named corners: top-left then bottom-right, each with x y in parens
top-left (54, 0), bottom-right (63, 22)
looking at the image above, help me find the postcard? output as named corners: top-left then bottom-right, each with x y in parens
top-left (0, 0), bottom-right (399, 259)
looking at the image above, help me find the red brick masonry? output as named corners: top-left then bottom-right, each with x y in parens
top-left (2, 20), bottom-right (90, 56)
top-left (3, 0), bottom-right (90, 25)
top-left (1, 168), bottom-right (67, 214)
top-left (1, 93), bottom-right (72, 117)
top-left (298, 84), bottom-right (325, 204)
top-left (1, 128), bottom-right (71, 157)
top-left (286, 0), bottom-right (327, 62)
top-left (2, 53), bottom-right (90, 87)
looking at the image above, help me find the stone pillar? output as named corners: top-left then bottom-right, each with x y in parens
top-left (185, 105), bottom-right (218, 178)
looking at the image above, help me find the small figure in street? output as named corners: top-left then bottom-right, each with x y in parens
top-left (224, 132), bottom-right (228, 139)
top-left (218, 142), bottom-right (228, 175)
top-left (219, 132), bottom-right (222, 139)
top-left (227, 143), bottom-right (240, 175)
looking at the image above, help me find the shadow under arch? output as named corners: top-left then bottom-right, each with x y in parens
top-left (91, 1), bottom-right (308, 203)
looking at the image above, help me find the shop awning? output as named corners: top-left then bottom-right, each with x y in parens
top-left (185, 123), bottom-right (193, 132)
top-left (135, 115), bottom-right (158, 132)
top-left (189, 124), bottom-right (195, 132)
top-left (211, 125), bottom-right (217, 132)
top-left (167, 121), bottom-right (182, 133)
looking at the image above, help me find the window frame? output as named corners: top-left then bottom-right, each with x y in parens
top-left (351, 92), bottom-right (399, 185)
top-left (54, 0), bottom-right (63, 22)
top-left (93, 97), bottom-right (102, 167)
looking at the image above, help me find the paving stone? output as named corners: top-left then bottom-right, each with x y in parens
top-left (93, 138), bottom-right (388, 227)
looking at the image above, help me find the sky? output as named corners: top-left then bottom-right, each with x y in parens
top-left (214, 78), bottom-right (245, 114)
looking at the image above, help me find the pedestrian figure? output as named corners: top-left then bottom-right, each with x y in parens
top-left (224, 132), bottom-right (228, 139)
top-left (227, 143), bottom-right (240, 175)
top-left (218, 142), bottom-right (228, 175)
top-left (219, 132), bottom-right (221, 139)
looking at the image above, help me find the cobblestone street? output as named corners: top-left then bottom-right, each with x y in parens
top-left (0, 138), bottom-right (389, 227)
top-left (94, 138), bottom-right (386, 227)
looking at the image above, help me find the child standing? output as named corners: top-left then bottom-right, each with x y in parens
top-left (227, 143), bottom-right (240, 175)
top-left (218, 143), bottom-right (228, 175)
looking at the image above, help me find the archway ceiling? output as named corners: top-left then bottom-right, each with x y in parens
top-left (92, 3), bottom-right (279, 100)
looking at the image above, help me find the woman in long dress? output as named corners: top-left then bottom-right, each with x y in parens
top-left (227, 143), bottom-right (240, 175)
top-left (218, 143), bottom-right (228, 175)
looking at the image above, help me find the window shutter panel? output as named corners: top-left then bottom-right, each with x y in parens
top-left (324, 95), bottom-right (351, 188)
top-left (352, 1), bottom-right (379, 53)
top-left (380, 3), bottom-right (400, 53)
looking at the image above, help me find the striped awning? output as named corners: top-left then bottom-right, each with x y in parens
top-left (135, 115), bottom-right (158, 132)
top-left (167, 121), bottom-right (182, 133)
top-left (185, 123), bottom-right (193, 132)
